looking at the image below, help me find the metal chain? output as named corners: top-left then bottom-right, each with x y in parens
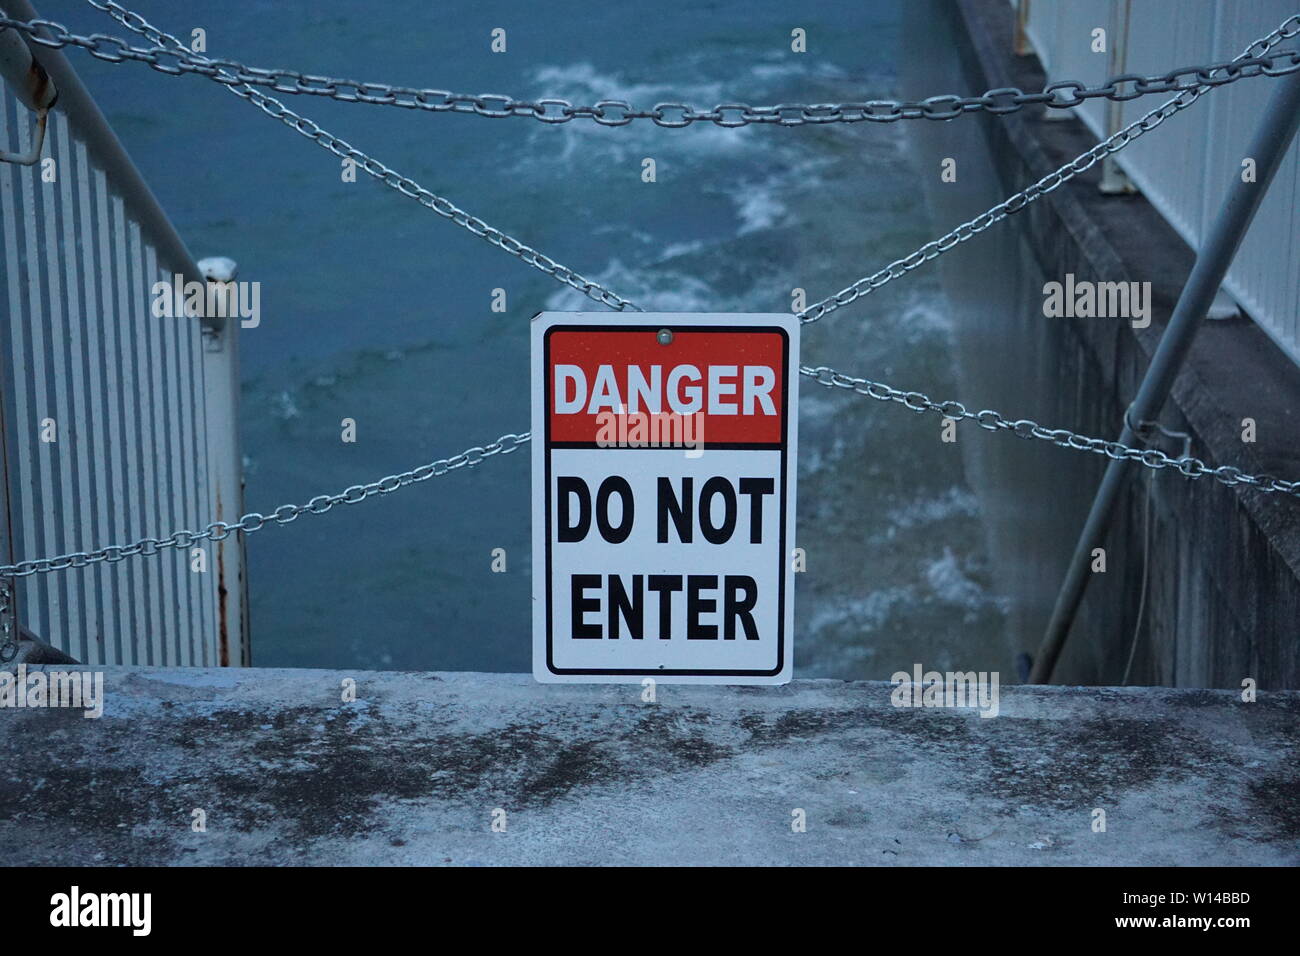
top-left (2, 5), bottom-right (1296, 583)
top-left (0, 582), bottom-right (16, 662)
top-left (51, 5), bottom-right (640, 313)
top-left (69, 0), bottom-right (1300, 326)
top-left (799, 366), bottom-right (1300, 498)
top-left (0, 433), bottom-right (530, 578)
top-left (229, 89), bottom-right (642, 312)
top-left (62, 7), bottom-right (1300, 512)
top-left (797, 13), bottom-right (1300, 324)
top-left (0, 3), bottom-right (1289, 128)
top-left (10, 357), bottom-right (1294, 582)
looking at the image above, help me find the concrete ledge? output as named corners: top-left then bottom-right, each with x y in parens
top-left (1, 667), bottom-right (1297, 865)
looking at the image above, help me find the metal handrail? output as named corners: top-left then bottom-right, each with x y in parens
top-left (1030, 66), bottom-right (1300, 683)
top-left (1, 0), bottom-right (249, 666)
top-left (3, 0), bottom-right (220, 331)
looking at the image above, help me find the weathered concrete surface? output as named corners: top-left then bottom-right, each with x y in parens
top-left (2, 667), bottom-right (1297, 865)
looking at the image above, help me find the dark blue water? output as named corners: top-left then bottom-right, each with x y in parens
top-left (63, 0), bottom-right (1010, 676)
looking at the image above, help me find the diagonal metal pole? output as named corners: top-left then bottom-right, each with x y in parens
top-left (1030, 66), bottom-right (1300, 684)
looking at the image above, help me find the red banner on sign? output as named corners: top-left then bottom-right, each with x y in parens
top-left (545, 327), bottom-right (787, 445)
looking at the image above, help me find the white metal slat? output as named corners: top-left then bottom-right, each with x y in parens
top-left (40, 118), bottom-right (81, 657)
top-left (0, 0), bottom-right (247, 664)
top-left (0, 99), bottom-right (15, 534)
top-left (1027, 0), bottom-right (1300, 366)
top-left (17, 108), bottom-right (57, 645)
top-left (148, 245), bottom-right (188, 665)
top-left (152, 261), bottom-right (183, 664)
top-left (53, 111), bottom-right (95, 663)
top-left (1202, 1), bottom-right (1297, 358)
top-left (177, 278), bottom-right (205, 666)
top-left (1200, 0), bottom-right (1229, 240)
top-left (94, 168), bottom-right (133, 664)
top-left (189, 307), bottom-right (215, 665)
top-left (171, 273), bottom-right (203, 665)
top-left (1188, 0), bottom-right (1218, 241)
top-left (75, 137), bottom-right (117, 665)
top-left (139, 247), bottom-right (168, 663)
top-left (1285, 144), bottom-right (1299, 350)
top-left (1108, 5), bottom-right (1194, 236)
top-left (111, 193), bottom-right (146, 664)
top-left (0, 93), bottom-right (31, 629)
top-left (3, 97), bottom-right (227, 665)
top-left (152, 253), bottom-right (179, 663)
top-left (170, 265), bottom-right (208, 665)
top-left (127, 220), bottom-right (166, 665)
top-left (45, 111), bottom-right (87, 658)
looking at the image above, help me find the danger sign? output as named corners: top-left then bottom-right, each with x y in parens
top-left (531, 313), bottom-right (799, 684)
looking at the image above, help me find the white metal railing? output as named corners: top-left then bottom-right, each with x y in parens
top-left (1016, 0), bottom-right (1300, 366)
top-left (0, 3), bottom-right (247, 666)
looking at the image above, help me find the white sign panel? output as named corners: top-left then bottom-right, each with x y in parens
top-left (531, 313), bottom-right (799, 684)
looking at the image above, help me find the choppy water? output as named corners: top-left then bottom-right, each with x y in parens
top-left (68, 0), bottom-right (1010, 676)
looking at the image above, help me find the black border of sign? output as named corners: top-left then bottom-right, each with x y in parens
top-left (543, 323), bottom-right (790, 677)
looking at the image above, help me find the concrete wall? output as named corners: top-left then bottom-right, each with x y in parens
top-left (902, 0), bottom-right (1300, 688)
top-left (2, 666), bottom-right (1297, 865)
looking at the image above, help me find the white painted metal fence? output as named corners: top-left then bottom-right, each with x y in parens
top-left (1016, 0), bottom-right (1300, 365)
top-left (0, 10), bottom-right (248, 666)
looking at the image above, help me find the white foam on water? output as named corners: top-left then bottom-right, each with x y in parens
top-left (797, 386), bottom-right (848, 428)
top-left (724, 154), bottom-right (822, 229)
top-left (746, 57), bottom-right (851, 82)
top-left (885, 487), bottom-right (980, 531)
top-left (527, 61), bottom-right (730, 110)
top-left (270, 390), bottom-right (302, 421)
top-left (807, 586), bottom-right (918, 637)
top-left (512, 62), bottom-right (753, 167)
top-left (543, 258), bottom-right (720, 313)
top-left (659, 238), bottom-right (707, 260)
top-left (734, 190), bottom-right (788, 234)
top-left (923, 546), bottom-right (1008, 615)
top-left (512, 54), bottom-right (884, 174)
top-left (896, 287), bottom-right (955, 335)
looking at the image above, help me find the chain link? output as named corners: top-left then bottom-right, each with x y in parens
top-left (799, 366), bottom-right (1300, 498)
top-left (0, 433), bottom-right (530, 578)
top-left (2, 3), bottom-right (1296, 583)
top-left (39, 3), bottom-right (640, 313)
top-left (797, 14), bottom-right (1300, 324)
top-left (0, 582), bottom-right (16, 662)
top-left (228, 87), bottom-right (642, 311)
top-left (65, 1), bottom-right (1300, 326)
top-left (0, 4), bottom-right (1289, 129)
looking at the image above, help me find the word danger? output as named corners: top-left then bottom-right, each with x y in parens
top-left (558, 474), bottom-right (776, 640)
top-left (554, 363), bottom-right (778, 415)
